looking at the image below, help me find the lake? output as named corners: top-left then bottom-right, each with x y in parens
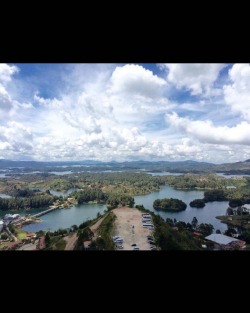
top-left (21, 203), bottom-right (106, 232)
top-left (146, 172), bottom-right (183, 176)
top-left (134, 186), bottom-right (228, 232)
top-left (0, 193), bottom-right (12, 199)
top-left (216, 173), bottom-right (250, 178)
top-left (1, 185), bottom-right (229, 233)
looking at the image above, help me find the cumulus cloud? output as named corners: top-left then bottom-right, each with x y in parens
top-left (0, 64), bottom-right (19, 84)
top-left (0, 64), bottom-right (19, 113)
top-left (109, 64), bottom-right (166, 98)
top-left (0, 122), bottom-right (33, 157)
top-left (1, 62), bottom-right (250, 163)
top-left (166, 112), bottom-right (250, 145)
top-left (223, 63), bottom-right (250, 121)
top-left (161, 63), bottom-right (225, 96)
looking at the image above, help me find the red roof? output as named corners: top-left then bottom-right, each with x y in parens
top-left (83, 240), bottom-right (91, 245)
top-left (39, 236), bottom-right (46, 249)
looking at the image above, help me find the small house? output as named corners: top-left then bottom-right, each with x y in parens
top-left (83, 240), bottom-right (92, 249)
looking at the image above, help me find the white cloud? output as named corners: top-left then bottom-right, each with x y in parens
top-left (2, 62), bottom-right (250, 163)
top-left (0, 64), bottom-right (19, 84)
top-left (0, 122), bottom-right (33, 157)
top-left (162, 63), bottom-right (225, 96)
top-left (109, 64), bottom-right (166, 98)
top-left (0, 64), bottom-right (19, 113)
top-left (223, 63), bottom-right (250, 121)
top-left (166, 112), bottom-right (250, 145)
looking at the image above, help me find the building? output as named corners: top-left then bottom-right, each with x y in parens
top-left (0, 220), bottom-right (3, 232)
top-left (38, 236), bottom-right (46, 250)
top-left (205, 234), bottom-right (246, 250)
top-left (83, 240), bottom-right (92, 249)
top-left (4, 214), bottom-right (20, 223)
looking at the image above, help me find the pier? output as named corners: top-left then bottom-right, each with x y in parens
top-left (32, 206), bottom-right (60, 218)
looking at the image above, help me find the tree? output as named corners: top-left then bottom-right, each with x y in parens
top-left (192, 217), bottom-right (198, 230)
top-left (237, 207), bottom-right (243, 215)
top-left (71, 225), bottom-right (78, 231)
top-left (1, 233), bottom-right (8, 240)
top-left (190, 199), bottom-right (205, 208)
top-left (153, 198), bottom-right (187, 211)
top-left (45, 232), bottom-right (51, 245)
top-left (227, 207), bottom-right (234, 216)
top-left (224, 227), bottom-right (237, 237)
top-left (241, 230), bottom-right (250, 243)
top-left (229, 199), bottom-right (243, 208)
top-left (166, 218), bottom-right (174, 226)
top-left (198, 223), bottom-right (214, 236)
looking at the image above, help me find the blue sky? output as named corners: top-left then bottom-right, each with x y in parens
top-left (1, 63), bottom-right (250, 163)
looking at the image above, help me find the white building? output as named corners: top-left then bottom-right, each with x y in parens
top-left (4, 214), bottom-right (20, 221)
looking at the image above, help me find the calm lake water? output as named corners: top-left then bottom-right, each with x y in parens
top-left (216, 173), bottom-right (250, 178)
top-left (146, 172), bottom-right (182, 176)
top-left (0, 193), bottom-right (12, 199)
top-left (1, 185), bottom-right (229, 233)
top-left (134, 186), bottom-right (228, 232)
top-left (21, 203), bottom-right (106, 232)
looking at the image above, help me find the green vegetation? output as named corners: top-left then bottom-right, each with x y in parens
top-left (1, 233), bottom-right (8, 240)
top-left (228, 199), bottom-right (243, 207)
top-left (44, 231), bottom-right (68, 250)
top-left (106, 193), bottom-right (134, 209)
top-left (189, 199), bottom-right (205, 208)
top-left (153, 198), bottom-right (187, 211)
top-left (135, 205), bottom-right (202, 250)
top-left (204, 190), bottom-right (226, 202)
top-left (94, 212), bottom-right (116, 250)
top-left (15, 228), bottom-right (27, 240)
top-left (217, 214), bottom-right (250, 230)
top-left (28, 172), bottom-right (162, 195)
top-left (159, 173), bottom-right (249, 189)
top-left (55, 238), bottom-right (66, 250)
top-left (72, 188), bottom-right (107, 203)
top-left (75, 227), bottom-right (94, 250)
top-left (0, 242), bottom-right (10, 250)
top-left (152, 214), bottom-right (200, 250)
top-left (8, 224), bottom-right (17, 236)
top-left (0, 193), bottom-right (57, 211)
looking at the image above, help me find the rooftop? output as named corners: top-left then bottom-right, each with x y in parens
top-left (205, 234), bottom-right (239, 245)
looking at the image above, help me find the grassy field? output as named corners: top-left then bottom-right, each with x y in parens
top-left (0, 242), bottom-right (10, 250)
top-left (15, 229), bottom-right (27, 240)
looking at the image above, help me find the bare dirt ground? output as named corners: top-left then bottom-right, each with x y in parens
top-left (17, 242), bottom-right (37, 250)
top-left (90, 216), bottom-right (105, 239)
top-left (112, 207), bottom-right (153, 250)
top-left (64, 233), bottom-right (78, 250)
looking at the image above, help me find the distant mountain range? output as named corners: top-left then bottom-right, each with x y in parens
top-left (1, 158), bottom-right (250, 174)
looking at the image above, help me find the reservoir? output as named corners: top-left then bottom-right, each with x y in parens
top-left (1, 186), bottom-right (228, 233)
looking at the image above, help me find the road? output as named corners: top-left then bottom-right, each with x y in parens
top-left (64, 233), bottom-right (78, 250)
top-left (6, 226), bottom-right (18, 242)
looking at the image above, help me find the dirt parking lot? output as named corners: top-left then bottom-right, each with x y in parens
top-left (112, 207), bottom-right (154, 250)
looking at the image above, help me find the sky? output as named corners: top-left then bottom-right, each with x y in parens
top-left (1, 63), bottom-right (250, 163)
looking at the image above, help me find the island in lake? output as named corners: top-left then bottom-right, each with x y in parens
top-left (153, 198), bottom-right (187, 211)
